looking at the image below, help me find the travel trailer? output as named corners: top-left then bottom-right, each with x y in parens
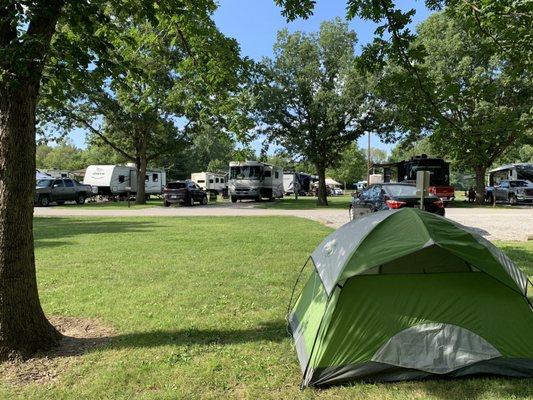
top-left (283, 171), bottom-right (315, 195)
top-left (83, 165), bottom-right (166, 196)
top-left (488, 163), bottom-right (533, 186)
top-left (228, 161), bottom-right (283, 202)
top-left (190, 172), bottom-right (227, 194)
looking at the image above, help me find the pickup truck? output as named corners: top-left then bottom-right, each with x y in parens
top-left (485, 180), bottom-right (533, 205)
top-left (35, 178), bottom-right (96, 206)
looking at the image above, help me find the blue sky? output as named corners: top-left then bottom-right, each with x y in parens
top-left (68, 0), bottom-right (431, 155)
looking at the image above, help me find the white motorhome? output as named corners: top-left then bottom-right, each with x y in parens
top-left (191, 172), bottom-right (227, 194)
top-left (83, 165), bottom-right (166, 196)
top-left (228, 161), bottom-right (284, 202)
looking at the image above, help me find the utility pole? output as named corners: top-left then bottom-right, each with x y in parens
top-left (367, 132), bottom-right (371, 183)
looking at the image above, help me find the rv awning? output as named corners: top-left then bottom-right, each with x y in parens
top-left (325, 178), bottom-right (341, 186)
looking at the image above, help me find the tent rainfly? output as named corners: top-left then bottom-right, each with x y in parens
top-left (289, 208), bottom-right (533, 387)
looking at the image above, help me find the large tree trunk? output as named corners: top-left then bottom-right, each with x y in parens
top-left (135, 154), bottom-right (147, 205)
top-left (0, 86), bottom-right (61, 360)
top-left (474, 166), bottom-right (486, 205)
top-left (316, 163), bottom-right (328, 206)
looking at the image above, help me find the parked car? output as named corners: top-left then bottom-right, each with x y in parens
top-left (163, 180), bottom-right (208, 207)
top-left (332, 187), bottom-right (344, 196)
top-left (35, 178), bottom-right (95, 206)
top-left (349, 183), bottom-right (445, 220)
top-left (485, 180), bottom-right (533, 205)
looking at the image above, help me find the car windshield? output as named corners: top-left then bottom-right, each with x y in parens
top-left (166, 182), bottom-right (187, 189)
top-left (36, 179), bottom-right (53, 188)
top-left (384, 185), bottom-right (417, 197)
top-left (229, 166), bottom-right (262, 180)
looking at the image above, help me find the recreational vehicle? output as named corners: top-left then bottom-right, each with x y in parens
top-left (488, 163), bottom-right (533, 186)
top-left (83, 165), bottom-right (166, 196)
top-left (283, 172), bottom-right (315, 195)
top-left (228, 161), bottom-right (283, 202)
top-left (190, 172), bottom-right (227, 194)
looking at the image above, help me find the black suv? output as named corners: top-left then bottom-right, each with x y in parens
top-left (163, 181), bottom-right (208, 207)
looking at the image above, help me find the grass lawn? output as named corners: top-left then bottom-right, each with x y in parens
top-left (256, 195), bottom-right (352, 210)
top-left (55, 198), bottom-right (162, 209)
top-left (0, 217), bottom-right (531, 399)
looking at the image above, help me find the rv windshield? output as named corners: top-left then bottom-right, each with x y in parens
top-left (36, 179), bottom-right (53, 188)
top-left (230, 166), bottom-right (262, 180)
top-left (405, 165), bottom-right (448, 186)
top-left (516, 165), bottom-right (533, 182)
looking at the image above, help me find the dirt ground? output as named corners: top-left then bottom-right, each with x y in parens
top-left (34, 202), bottom-right (533, 242)
top-left (0, 316), bottom-right (114, 385)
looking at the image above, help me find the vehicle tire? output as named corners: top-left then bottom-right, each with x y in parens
top-left (38, 195), bottom-right (50, 207)
top-left (189, 196), bottom-right (195, 207)
top-left (231, 196), bottom-right (237, 203)
top-left (164, 200), bottom-right (171, 207)
top-left (76, 193), bottom-right (85, 205)
top-left (255, 195), bottom-right (261, 202)
top-left (201, 196), bottom-right (208, 206)
top-left (56, 201), bottom-right (65, 205)
top-left (485, 193), bottom-right (493, 204)
top-left (509, 194), bottom-right (517, 206)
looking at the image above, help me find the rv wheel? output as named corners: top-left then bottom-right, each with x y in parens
top-left (231, 196), bottom-right (237, 203)
top-left (76, 194), bottom-right (85, 205)
top-left (164, 200), bottom-right (171, 207)
top-left (201, 196), bottom-right (208, 205)
top-left (38, 195), bottom-right (50, 207)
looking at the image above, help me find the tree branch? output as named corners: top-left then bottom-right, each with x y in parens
top-left (70, 114), bottom-right (135, 161)
top-left (380, 0), bottom-right (465, 135)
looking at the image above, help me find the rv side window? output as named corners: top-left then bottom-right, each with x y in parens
top-left (152, 173), bottom-right (158, 182)
top-left (215, 178), bottom-right (219, 183)
top-left (264, 171), bottom-right (272, 178)
top-left (275, 171), bottom-right (279, 179)
top-left (64, 179), bottom-right (74, 187)
top-left (198, 179), bottom-right (205, 183)
top-left (118, 175), bottom-right (125, 183)
top-left (209, 179), bottom-right (214, 183)
top-left (145, 175), bottom-right (149, 182)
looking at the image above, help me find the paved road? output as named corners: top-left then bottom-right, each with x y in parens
top-left (34, 204), bottom-right (533, 242)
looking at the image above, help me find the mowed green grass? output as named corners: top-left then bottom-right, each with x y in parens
top-left (257, 195), bottom-right (353, 210)
top-left (0, 217), bottom-right (531, 399)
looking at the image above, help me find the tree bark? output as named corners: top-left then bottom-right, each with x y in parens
top-left (135, 147), bottom-right (147, 205)
top-left (316, 163), bottom-right (328, 206)
top-left (474, 165), bottom-right (486, 205)
top-left (0, 86), bottom-right (61, 360)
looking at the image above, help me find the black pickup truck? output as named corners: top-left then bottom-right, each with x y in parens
top-left (35, 178), bottom-right (95, 206)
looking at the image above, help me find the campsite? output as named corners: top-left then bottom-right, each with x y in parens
top-left (0, 0), bottom-right (532, 399)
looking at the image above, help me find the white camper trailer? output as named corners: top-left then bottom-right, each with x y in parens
top-left (191, 172), bottom-right (227, 194)
top-left (83, 165), bottom-right (166, 196)
top-left (228, 161), bottom-right (283, 202)
top-left (283, 171), bottom-right (315, 195)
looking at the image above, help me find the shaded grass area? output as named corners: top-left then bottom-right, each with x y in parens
top-left (256, 195), bottom-right (352, 210)
top-left (0, 217), bottom-right (531, 399)
top-left (54, 198), bottom-right (162, 209)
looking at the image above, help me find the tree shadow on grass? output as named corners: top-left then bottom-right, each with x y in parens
top-left (106, 320), bottom-right (288, 350)
top-left (29, 319), bottom-right (288, 361)
top-left (33, 218), bottom-right (156, 249)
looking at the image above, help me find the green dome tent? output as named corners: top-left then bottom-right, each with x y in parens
top-left (289, 208), bottom-right (533, 387)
